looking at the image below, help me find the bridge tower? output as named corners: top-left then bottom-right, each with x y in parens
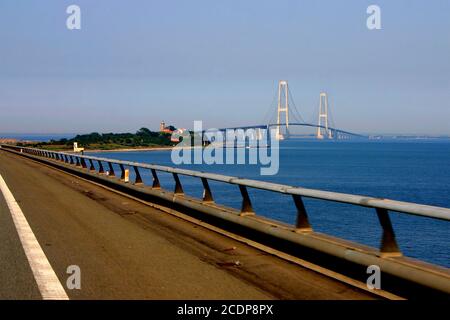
top-left (317, 92), bottom-right (333, 139)
top-left (276, 80), bottom-right (289, 140)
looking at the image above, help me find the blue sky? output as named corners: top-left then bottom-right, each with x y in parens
top-left (0, 0), bottom-right (449, 135)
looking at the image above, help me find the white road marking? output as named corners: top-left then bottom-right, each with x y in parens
top-left (0, 174), bottom-right (69, 300)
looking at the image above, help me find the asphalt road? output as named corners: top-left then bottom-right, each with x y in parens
top-left (0, 150), bottom-right (375, 299)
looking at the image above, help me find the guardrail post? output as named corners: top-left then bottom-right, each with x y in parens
top-left (172, 173), bottom-right (184, 195)
top-left (119, 164), bottom-right (126, 180)
top-left (201, 178), bottom-right (214, 202)
top-left (133, 166), bottom-right (143, 185)
top-left (376, 208), bottom-right (402, 257)
top-left (108, 162), bottom-right (115, 177)
top-left (293, 195), bottom-right (313, 232)
top-left (98, 161), bottom-right (104, 174)
top-left (151, 169), bottom-right (160, 189)
top-left (80, 158), bottom-right (87, 169)
top-left (69, 156), bottom-right (74, 165)
top-left (75, 157), bottom-right (81, 167)
top-left (239, 185), bottom-right (255, 216)
top-left (88, 159), bottom-right (95, 171)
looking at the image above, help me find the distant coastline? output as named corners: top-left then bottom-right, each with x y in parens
top-left (1, 127), bottom-right (180, 153)
top-left (2, 131), bottom-right (450, 154)
top-left (84, 146), bottom-right (173, 153)
top-left (0, 133), bottom-right (77, 142)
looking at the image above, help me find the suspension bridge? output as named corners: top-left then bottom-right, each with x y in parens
top-left (209, 80), bottom-right (367, 141)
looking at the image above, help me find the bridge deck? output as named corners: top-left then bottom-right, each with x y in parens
top-left (0, 150), bottom-right (377, 299)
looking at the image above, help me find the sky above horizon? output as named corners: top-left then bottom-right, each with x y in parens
top-left (0, 0), bottom-right (449, 135)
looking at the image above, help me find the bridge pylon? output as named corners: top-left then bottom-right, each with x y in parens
top-left (276, 80), bottom-right (289, 140)
top-left (317, 92), bottom-right (333, 139)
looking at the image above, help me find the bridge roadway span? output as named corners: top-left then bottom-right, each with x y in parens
top-left (0, 150), bottom-right (380, 300)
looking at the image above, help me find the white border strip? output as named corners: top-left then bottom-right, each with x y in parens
top-left (0, 174), bottom-right (68, 300)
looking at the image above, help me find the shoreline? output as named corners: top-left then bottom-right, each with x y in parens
top-left (83, 145), bottom-right (211, 154)
top-left (83, 146), bottom-right (174, 153)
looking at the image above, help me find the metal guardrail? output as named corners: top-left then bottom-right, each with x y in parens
top-left (3, 144), bottom-right (450, 259)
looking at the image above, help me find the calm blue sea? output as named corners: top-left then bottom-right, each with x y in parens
top-left (89, 140), bottom-right (450, 268)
